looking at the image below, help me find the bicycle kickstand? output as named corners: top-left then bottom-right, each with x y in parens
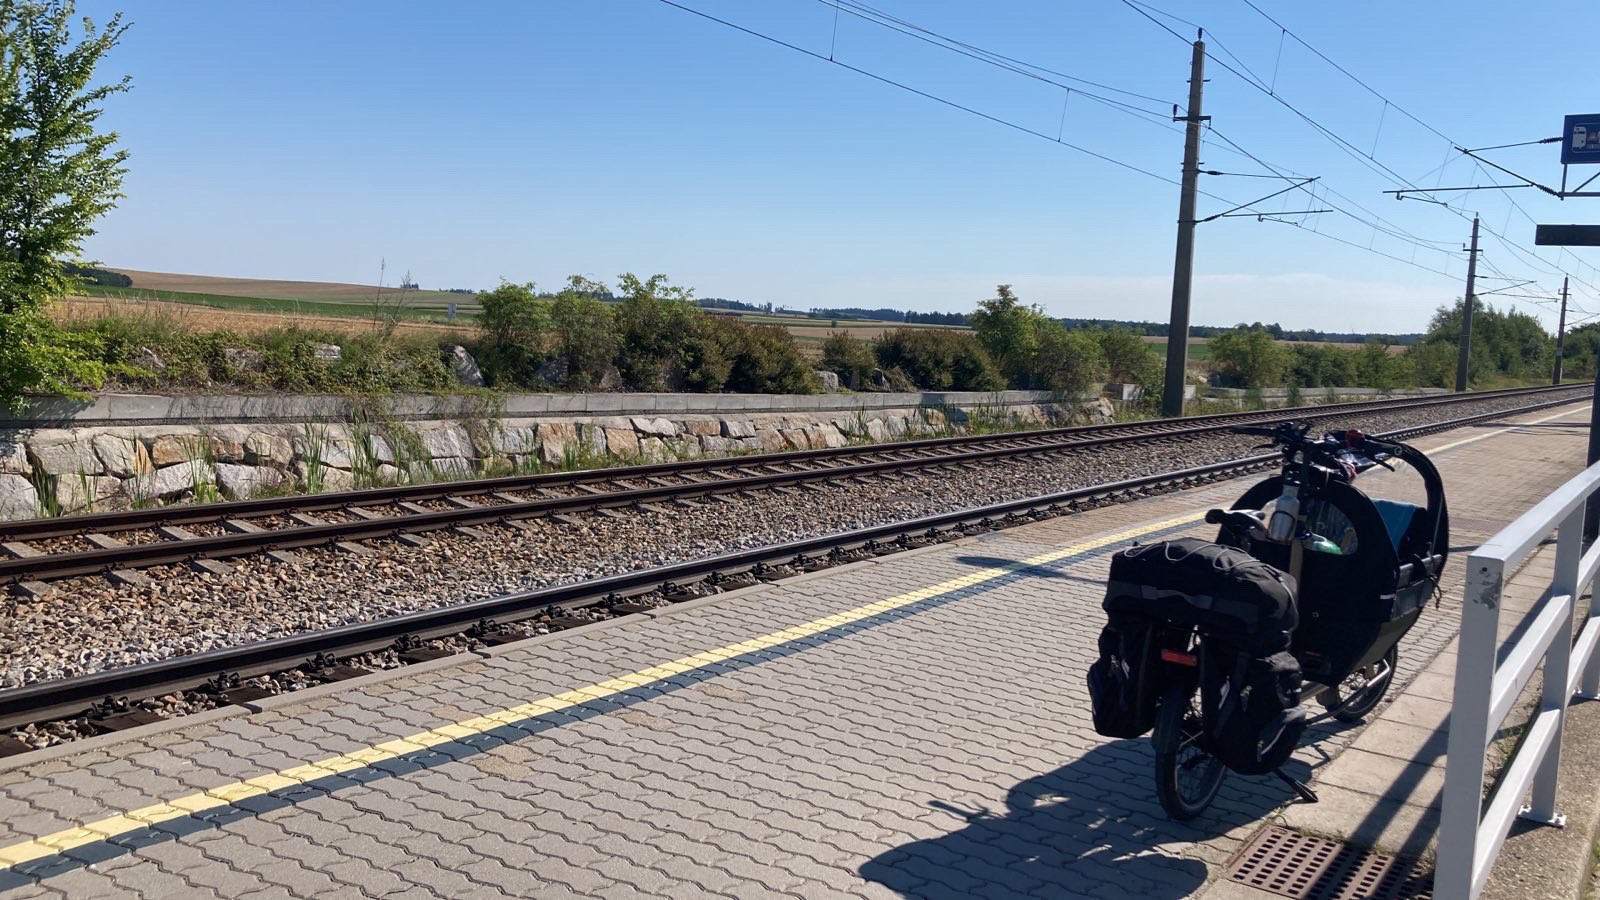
top-left (1273, 768), bottom-right (1319, 804)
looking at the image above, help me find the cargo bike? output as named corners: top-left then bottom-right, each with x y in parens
top-left (1087, 422), bottom-right (1449, 820)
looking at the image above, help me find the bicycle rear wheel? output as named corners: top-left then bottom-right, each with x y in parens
top-left (1153, 682), bottom-right (1227, 820)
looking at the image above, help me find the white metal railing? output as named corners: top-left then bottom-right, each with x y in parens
top-left (1436, 459), bottom-right (1600, 898)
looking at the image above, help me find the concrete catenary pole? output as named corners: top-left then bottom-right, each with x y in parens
top-left (1553, 276), bottom-right (1569, 384)
top-left (1160, 33), bottom-right (1207, 418)
top-left (1454, 215), bottom-right (1481, 392)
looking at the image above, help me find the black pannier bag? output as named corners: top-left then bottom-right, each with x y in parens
top-left (1086, 615), bottom-right (1161, 738)
top-left (1201, 647), bottom-right (1308, 775)
top-left (1102, 538), bottom-right (1297, 652)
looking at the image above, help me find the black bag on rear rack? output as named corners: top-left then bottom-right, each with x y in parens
top-left (1201, 646), bottom-right (1308, 775)
top-left (1086, 615), bottom-right (1161, 738)
top-left (1102, 538), bottom-right (1296, 653)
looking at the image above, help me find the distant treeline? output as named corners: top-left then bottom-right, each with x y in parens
top-left (1057, 317), bottom-right (1422, 345)
top-left (699, 297), bottom-right (772, 313)
top-left (807, 307), bottom-right (972, 326)
top-left (802, 306), bottom-right (1424, 345)
top-left (63, 264), bottom-right (131, 288)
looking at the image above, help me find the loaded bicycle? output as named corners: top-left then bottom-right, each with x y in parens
top-left (1088, 422), bottom-right (1449, 820)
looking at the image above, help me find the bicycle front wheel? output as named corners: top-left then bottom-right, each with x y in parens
top-left (1153, 682), bottom-right (1227, 820)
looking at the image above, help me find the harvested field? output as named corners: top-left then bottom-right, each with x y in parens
top-left (111, 268), bottom-right (467, 305)
top-left (53, 294), bottom-right (479, 340)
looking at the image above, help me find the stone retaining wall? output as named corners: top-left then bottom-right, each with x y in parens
top-left (0, 392), bottom-right (1114, 521)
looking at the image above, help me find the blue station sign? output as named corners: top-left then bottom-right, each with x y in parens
top-left (1564, 114), bottom-right (1600, 165)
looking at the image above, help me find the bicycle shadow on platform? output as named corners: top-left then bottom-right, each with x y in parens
top-left (859, 741), bottom-right (1320, 899)
top-left (952, 555), bottom-right (1105, 585)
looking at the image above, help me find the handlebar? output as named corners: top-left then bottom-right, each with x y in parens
top-left (1229, 422), bottom-right (1399, 455)
top-left (1206, 508), bottom-right (1268, 538)
top-left (1229, 424), bottom-right (1288, 437)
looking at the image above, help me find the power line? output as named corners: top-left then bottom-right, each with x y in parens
top-left (1230, 0), bottom-right (1599, 285)
top-left (1204, 126), bottom-right (1462, 257)
top-left (666, 0), bottom-right (1572, 302)
top-left (1115, 0), bottom-right (1191, 44)
top-left (1235, 0), bottom-right (1449, 143)
top-left (824, 0), bottom-right (1173, 110)
top-left (815, 0), bottom-right (1303, 174)
top-left (655, 0), bottom-right (1187, 185)
top-left (1127, 3), bottom-right (1600, 318)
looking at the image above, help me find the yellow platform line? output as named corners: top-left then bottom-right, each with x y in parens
top-left (0, 511), bottom-right (1204, 871)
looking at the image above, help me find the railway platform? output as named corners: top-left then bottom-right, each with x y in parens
top-left (0, 400), bottom-right (1592, 899)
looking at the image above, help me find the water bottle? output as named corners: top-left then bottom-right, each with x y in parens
top-left (1267, 486), bottom-right (1300, 543)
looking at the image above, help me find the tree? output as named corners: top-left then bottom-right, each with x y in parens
top-left (1209, 327), bottom-right (1289, 388)
top-left (614, 272), bottom-right (697, 390)
top-left (969, 284), bottom-right (1041, 386)
top-left (1419, 297), bottom-right (1553, 386)
top-left (477, 281), bottom-right (545, 347)
top-left (0, 0), bottom-right (129, 409)
top-left (475, 281), bottom-right (548, 386)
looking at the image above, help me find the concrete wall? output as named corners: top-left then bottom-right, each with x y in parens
top-left (0, 391), bottom-right (1116, 522)
top-left (0, 389), bottom-right (1089, 428)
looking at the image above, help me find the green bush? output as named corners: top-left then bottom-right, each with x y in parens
top-left (821, 331), bottom-right (876, 388)
top-left (474, 281), bottom-right (549, 387)
top-left (0, 311), bottom-right (107, 407)
top-left (549, 291), bottom-right (617, 390)
top-left (1355, 340), bottom-right (1408, 390)
top-left (1210, 327), bottom-right (1290, 388)
top-left (873, 328), bottom-right (1003, 391)
top-left (614, 273), bottom-right (698, 390)
top-left (1092, 326), bottom-right (1159, 386)
top-left (679, 314), bottom-right (735, 392)
top-left (1033, 321), bottom-right (1104, 396)
top-left (723, 322), bottom-right (817, 394)
top-left (76, 315), bottom-right (453, 394)
top-left (1407, 340), bottom-right (1459, 389)
top-left (1289, 343), bottom-right (1359, 388)
top-left (679, 316), bottom-right (816, 394)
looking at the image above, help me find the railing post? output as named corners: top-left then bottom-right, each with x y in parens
top-left (1439, 553), bottom-right (1503, 899)
top-left (1525, 512), bottom-right (1581, 825)
top-left (1585, 555), bottom-right (1600, 699)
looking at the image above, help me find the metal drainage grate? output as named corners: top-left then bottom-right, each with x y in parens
top-left (1225, 827), bottom-right (1434, 900)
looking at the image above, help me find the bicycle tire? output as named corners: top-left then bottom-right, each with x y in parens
top-left (1323, 643), bottom-right (1398, 723)
top-left (1153, 682), bottom-right (1227, 820)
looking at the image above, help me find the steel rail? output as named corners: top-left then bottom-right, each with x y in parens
top-left (0, 392), bottom-right (1582, 731)
top-left (0, 383), bottom-right (1580, 543)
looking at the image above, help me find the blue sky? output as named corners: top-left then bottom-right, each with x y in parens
top-left (74, 0), bottom-right (1600, 333)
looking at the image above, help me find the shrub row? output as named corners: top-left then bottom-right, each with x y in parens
top-left (473, 274), bottom-right (819, 395)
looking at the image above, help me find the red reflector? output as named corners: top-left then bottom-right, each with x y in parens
top-left (1161, 649), bottom-right (1197, 666)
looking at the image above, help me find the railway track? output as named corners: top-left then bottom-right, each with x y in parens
top-left (0, 386), bottom-right (1587, 743)
top-left (0, 384), bottom-right (1584, 589)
